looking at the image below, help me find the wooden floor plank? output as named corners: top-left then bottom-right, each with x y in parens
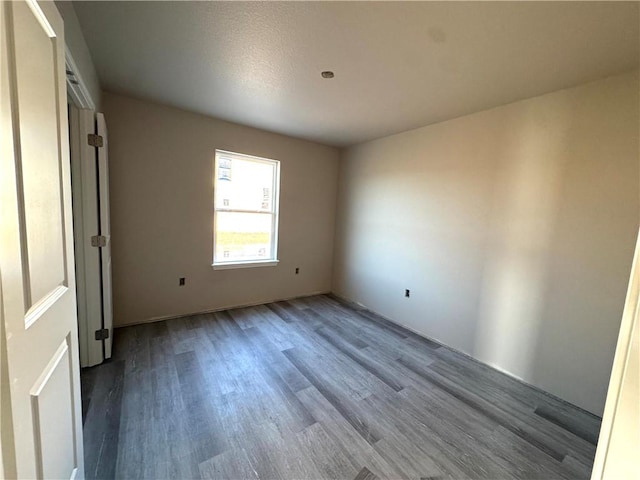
top-left (534, 404), bottom-right (600, 445)
top-left (363, 393), bottom-right (494, 479)
top-left (397, 355), bottom-right (571, 462)
top-left (296, 386), bottom-right (406, 480)
top-left (353, 466), bottom-right (381, 480)
top-left (82, 360), bottom-right (124, 480)
top-left (199, 448), bottom-right (259, 480)
top-left (283, 347), bottom-right (383, 445)
top-left (83, 294), bottom-right (600, 479)
top-left (426, 358), bottom-right (597, 463)
top-left (173, 351), bottom-right (228, 463)
top-left (314, 326), bottom-right (405, 392)
top-left (243, 420), bottom-right (324, 480)
top-left (296, 422), bottom-right (359, 479)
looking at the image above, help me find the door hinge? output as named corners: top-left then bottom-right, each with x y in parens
top-left (95, 328), bottom-right (110, 341)
top-left (88, 133), bottom-right (104, 147)
top-left (91, 235), bottom-right (107, 247)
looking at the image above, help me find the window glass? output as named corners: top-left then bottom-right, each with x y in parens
top-left (213, 151), bottom-right (280, 266)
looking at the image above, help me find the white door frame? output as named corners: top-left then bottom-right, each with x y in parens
top-left (66, 51), bottom-right (111, 367)
top-left (0, 2), bottom-right (16, 474)
top-left (65, 46), bottom-right (94, 111)
top-left (96, 113), bottom-right (113, 359)
top-left (69, 106), bottom-right (105, 367)
top-left (591, 228), bottom-right (640, 479)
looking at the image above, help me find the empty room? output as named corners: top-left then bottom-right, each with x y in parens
top-left (1, 1), bottom-right (639, 479)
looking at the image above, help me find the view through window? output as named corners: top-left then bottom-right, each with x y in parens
top-left (213, 150), bottom-right (280, 266)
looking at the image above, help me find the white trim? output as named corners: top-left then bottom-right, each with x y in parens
top-left (24, 285), bottom-right (68, 329)
top-left (216, 149), bottom-right (280, 165)
top-left (212, 260), bottom-right (279, 270)
top-left (591, 228), bottom-right (640, 480)
top-left (64, 46), bottom-right (94, 110)
top-left (215, 208), bottom-right (276, 215)
top-left (29, 340), bottom-right (69, 397)
top-left (25, 0), bottom-right (55, 38)
top-left (114, 291), bottom-right (330, 328)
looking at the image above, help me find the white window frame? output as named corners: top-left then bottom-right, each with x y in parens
top-left (212, 149), bottom-right (281, 270)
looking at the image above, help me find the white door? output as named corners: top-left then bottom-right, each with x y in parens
top-left (70, 108), bottom-right (113, 367)
top-left (70, 107), bottom-right (102, 367)
top-left (591, 228), bottom-right (640, 480)
top-left (97, 112), bottom-right (113, 359)
top-left (0, 1), bottom-right (84, 479)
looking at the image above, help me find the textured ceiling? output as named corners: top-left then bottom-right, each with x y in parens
top-left (73, 1), bottom-right (639, 147)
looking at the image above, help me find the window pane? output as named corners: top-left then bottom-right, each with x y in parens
top-left (216, 156), bottom-right (275, 212)
top-left (215, 211), bottom-right (273, 262)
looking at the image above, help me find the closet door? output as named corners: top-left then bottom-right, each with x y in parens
top-left (0, 1), bottom-right (84, 478)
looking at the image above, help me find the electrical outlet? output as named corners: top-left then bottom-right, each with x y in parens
top-left (295, 267), bottom-right (300, 274)
top-left (179, 277), bottom-right (185, 286)
top-left (405, 289), bottom-right (410, 298)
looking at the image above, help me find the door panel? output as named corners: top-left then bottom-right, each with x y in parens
top-left (97, 113), bottom-right (113, 359)
top-left (30, 337), bottom-right (75, 479)
top-left (13, 0), bottom-right (66, 312)
top-left (70, 107), bottom-right (104, 367)
top-left (1, 1), bottom-right (84, 478)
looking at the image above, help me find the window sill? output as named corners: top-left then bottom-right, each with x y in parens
top-left (212, 260), bottom-right (279, 271)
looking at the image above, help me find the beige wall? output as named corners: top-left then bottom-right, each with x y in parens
top-left (333, 71), bottom-right (639, 416)
top-left (103, 92), bottom-right (339, 326)
top-left (55, 2), bottom-right (101, 110)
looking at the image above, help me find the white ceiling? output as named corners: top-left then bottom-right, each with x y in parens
top-left (74, 1), bottom-right (639, 147)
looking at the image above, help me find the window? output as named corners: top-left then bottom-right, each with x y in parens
top-left (213, 150), bottom-right (280, 269)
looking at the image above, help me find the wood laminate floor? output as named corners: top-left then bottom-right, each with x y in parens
top-left (81, 295), bottom-right (601, 480)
